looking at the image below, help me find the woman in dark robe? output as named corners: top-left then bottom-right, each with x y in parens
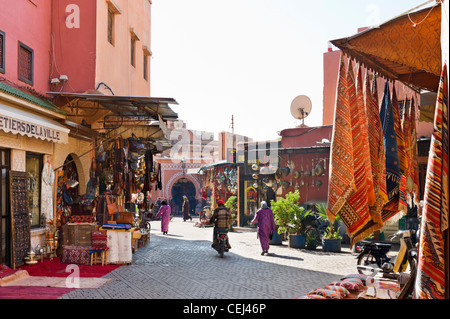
top-left (182, 195), bottom-right (191, 221)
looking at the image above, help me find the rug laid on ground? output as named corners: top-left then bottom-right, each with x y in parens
top-left (1, 273), bottom-right (113, 289)
top-left (17, 257), bottom-right (121, 277)
top-left (1, 257), bottom-right (121, 299)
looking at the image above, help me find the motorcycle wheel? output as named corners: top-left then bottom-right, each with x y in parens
top-left (219, 241), bottom-right (225, 258)
top-left (357, 252), bottom-right (380, 275)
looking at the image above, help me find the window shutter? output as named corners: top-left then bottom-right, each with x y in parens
top-left (18, 42), bottom-right (33, 85)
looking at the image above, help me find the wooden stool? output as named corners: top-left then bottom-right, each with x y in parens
top-left (141, 232), bottom-right (149, 246)
top-left (90, 249), bottom-right (107, 266)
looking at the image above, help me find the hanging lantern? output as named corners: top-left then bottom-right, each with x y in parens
top-left (281, 166), bottom-right (290, 176)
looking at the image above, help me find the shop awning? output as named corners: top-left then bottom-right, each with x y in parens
top-left (47, 91), bottom-right (178, 123)
top-left (0, 103), bottom-right (69, 144)
top-left (330, 2), bottom-right (442, 92)
top-left (46, 91), bottom-right (178, 150)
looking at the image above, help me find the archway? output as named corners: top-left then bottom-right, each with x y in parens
top-left (63, 154), bottom-right (80, 198)
top-left (171, 178), bottom-right (197, 216)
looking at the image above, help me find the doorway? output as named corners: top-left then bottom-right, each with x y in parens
top-left (1, 148), bottom-right (11, 266)
top-left (171, 178), bottom-right (197, 216)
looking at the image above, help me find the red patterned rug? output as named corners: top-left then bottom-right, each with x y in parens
top-left (1, 258), bottom-right (121, 299)
top-left (17, 257), bottom-right (121, 278)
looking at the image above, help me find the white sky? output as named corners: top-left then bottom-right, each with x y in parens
top-left (150, 0), bottom-right (431, 141)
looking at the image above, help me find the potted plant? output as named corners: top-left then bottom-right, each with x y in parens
top-left (306, 231), bottom-right (318, 250)
top-left (322, 225), bottom-right (342, 252)
top-left (271, 190), bottom-right (311, 248)
top-left (225, 196), bottom-right (237, 230)
top-left (314, 203), bottom-right (343, 252)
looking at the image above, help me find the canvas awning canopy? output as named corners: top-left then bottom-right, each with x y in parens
top-left (331, 2), bottom-right (442, 92)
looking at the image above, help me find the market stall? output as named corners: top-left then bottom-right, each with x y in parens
top-left (46, 93), bottom-right (178, 266)
top-left (317, 1), bottom-right (448, 299)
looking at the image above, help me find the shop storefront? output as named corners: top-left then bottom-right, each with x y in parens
top-left (237, 141), bottom-right (279, 227)
top-left (0, 82), bottom-right (69, 268)
top-left (45, 92), bottom-right (177, 265)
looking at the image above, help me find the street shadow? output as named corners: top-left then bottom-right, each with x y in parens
top-left (161, 233), bottom-right (184, 238)
top-left (264, 253), bottom-right (304, 262)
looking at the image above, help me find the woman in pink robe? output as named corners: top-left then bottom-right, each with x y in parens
top-left (156, 200), bottom-right (171, 234)
top-left (251, 201), bottom-right (276, 255)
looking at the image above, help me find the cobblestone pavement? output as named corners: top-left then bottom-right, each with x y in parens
top-left (60, 217), bottom-right (362, 299)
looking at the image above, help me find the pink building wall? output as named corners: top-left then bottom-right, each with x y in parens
top-left (50, 0), bottom-right (97, 93)
top-left (0, 0), bottom-right (52, 94)
top-left (49, 0), bottom-right (152, 96)
top-left (280, 126), bottom-right (332, 149)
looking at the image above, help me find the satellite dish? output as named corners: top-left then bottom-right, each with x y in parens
top-left (290, 95), bottom-right (312, 125)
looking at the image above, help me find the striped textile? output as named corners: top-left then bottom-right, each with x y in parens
top-left (401, 98), bottom-right (412, 206)
top-left (356, 65), bottom-right (376, 209)
top-left (380, 82), bottom-right (401, 202)
top-left (340, 61), bottom-right (372, 242)
top-left (327, 55), bottom-right (355, 223)
top-left (365, 73), bottom-right (388, 216)
top-left (415, 63), bottom-right (448, 299)
top-left (409, 97), bottom-right (421, 205)
top-left (392, 86), bottom-right (408, 212)
top-left (327, 57), bottom-right (384, 245)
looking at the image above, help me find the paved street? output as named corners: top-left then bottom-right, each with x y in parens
top-left (60, 217), bottom-right (360, 299)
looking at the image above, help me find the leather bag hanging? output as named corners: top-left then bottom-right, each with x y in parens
top-left (105, 193), bottom-right (119, 216)
top-left (116, 211), bottom-right (134, 225)
top-left (128, 133), bottom-right (145, 152)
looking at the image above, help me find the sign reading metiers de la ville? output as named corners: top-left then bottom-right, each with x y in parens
top-left (0, 115), bottom-right (62, 142)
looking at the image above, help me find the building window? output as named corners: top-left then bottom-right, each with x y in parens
top-left (26, 153), bottom-right (43, 228)
top-left (131, 37), bottom-right (136, 67)
top-left (130, 28), bottom-right (140, 68)
top-left (0, 30), bottom-right (5, 73)
top-left (18, 42), bottom-right (33, 85)
top-left (143, 54), bottom-right (148, 80)
top-left (143, 46), bottom-right (151, 81)
top-left (107, 9), bottom-right (115, 45)
top-left (107, 0), bottom-right (122, 46)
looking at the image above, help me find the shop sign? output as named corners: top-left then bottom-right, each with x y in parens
top-left (0, 113), bottom-right (68, 143)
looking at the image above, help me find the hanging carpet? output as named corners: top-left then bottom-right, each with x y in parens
top-left (415, 63), bottom-right (448, 299)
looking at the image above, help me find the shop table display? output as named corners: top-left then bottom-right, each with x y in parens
top-left (61, 223), bottom-right (98, 265)
top-left (100, 225), bottom-right (134, 265)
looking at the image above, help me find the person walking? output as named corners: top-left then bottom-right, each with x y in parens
top-left (251, 201), bottom-right (276, 255)
top-left (156, 200), bottom-right (171, 235)
top-left (182, 195), bottom-right (192, 221)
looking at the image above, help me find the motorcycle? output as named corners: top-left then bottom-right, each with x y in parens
top-left (356, 229), bottom-right (418, 298)
top-left (213, 228), bottom-right (230, 258)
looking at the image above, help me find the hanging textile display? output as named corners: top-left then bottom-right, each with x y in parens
top-left (41, 159), bottom-right (55, 222)
top-left (409, 97), bottom-right (421, 206)
top-left (365, 73), bottom-right (388, 217)
top-left (356, 65), bottom-right (376, 210)
top-left (338, 61), bottom-right (373, 243)
top-left (401, 96), bottom-right (421, 207)
top-left (415, 63), bottom-right (448, 299)
top-left (391, 87), bottom-right (408, 212)
top-left (327, 57), bottom-right (384, 245)
top-left (327, 56), bottom-right (356, 223)
top-left (380, 82), bottom-right (401, 201)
